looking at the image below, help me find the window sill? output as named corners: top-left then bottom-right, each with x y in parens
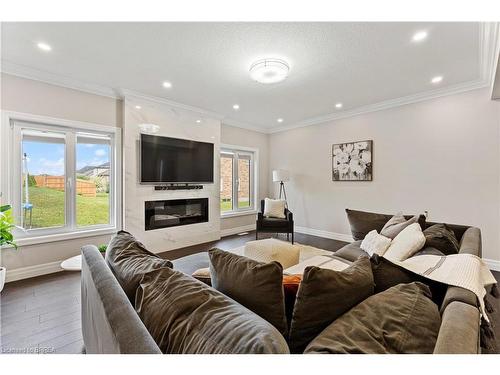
top-left (221, 210), bottom-right (257, 219)
top-left (11, 227), bottom-right (118, 248)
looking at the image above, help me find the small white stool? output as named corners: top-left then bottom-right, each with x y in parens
top-left (61, 255), bottom-right (82, 271)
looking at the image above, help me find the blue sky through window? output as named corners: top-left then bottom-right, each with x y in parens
top-left (23, 141), bottom-right (109, 176)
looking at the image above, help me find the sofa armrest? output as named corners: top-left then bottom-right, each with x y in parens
top-left (434, 301), bottom-right (480, 354)
top-left (286, 209), bottom-right (293, 222)
top-left (459, 227), bottom-right (482, 258)
top-left (440, 286), bottom-right (478, 314)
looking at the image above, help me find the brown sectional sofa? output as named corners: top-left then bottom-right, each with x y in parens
top-left (310, 227), bottom-right (482, 354)
top-left (81, 214), bottom-right (483, 354)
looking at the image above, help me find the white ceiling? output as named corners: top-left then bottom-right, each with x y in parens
top-left (1, 22), bottom-right (498, 132)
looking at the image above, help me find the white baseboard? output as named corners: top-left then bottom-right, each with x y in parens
top-left (483, 258), bottom-right (500, 272)
top-left (295, 226), bottom-right (354, 243)
top-left (221, 224), bottom-right (256, 237)
top-left (5, 261), bottom-right (64, 283)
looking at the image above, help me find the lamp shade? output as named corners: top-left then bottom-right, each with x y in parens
top-left (272, 169), bottom-right (290, 182)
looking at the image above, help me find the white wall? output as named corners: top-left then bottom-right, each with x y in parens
top-left (220, 124), bottom-right (269, 232)
top-left (0, 74), bottom-right (122, 280)
top-left (269, 88), bottom-right (500, 263)
top-left (122, 96), bottom-right (221, 253)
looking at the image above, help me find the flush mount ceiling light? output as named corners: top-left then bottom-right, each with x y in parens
top-left (250, 58), bottom-right (290, 84)
top-left (138, 123), bottom-right (160, 134)
top-left (335, 103), bottom-right (343, 109)
top-left (196, 119), bottom-right (202, 123)
top-left (162, 81), bottom-right (172, 89)
top-left (431, 75), bottom-right (443, 84)
top-left (412, 30), bottom-right (428, 42)
top-left (37, 42), bottom-right (52, 51)
top-left (233, 104), bottom-right (240, 110)
top-left (135, 105), bottom-right (142, 110)
top-left (277, 118), bottom-right (284, 123)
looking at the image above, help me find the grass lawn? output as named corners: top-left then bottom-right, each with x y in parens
top-left (24, 186), bottom-right (109, 228)
top-left (220, 200), bottom-right (251, 212)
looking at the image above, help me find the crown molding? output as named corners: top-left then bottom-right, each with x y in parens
top-left (1, 22), bottom-right (498, 135)
top-left (1, 60), bottom-right (121, 99)
top-left (119, 88), bottom-right (225, 120)
top-left (268, 78), bottom-right (490, 134)
top-left (269, 22), bottom-right (499, 134)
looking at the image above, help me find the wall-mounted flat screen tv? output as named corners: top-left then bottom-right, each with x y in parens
top-left (140, 134), bottom-right (214, 184)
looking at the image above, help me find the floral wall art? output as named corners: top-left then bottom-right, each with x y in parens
top-left (332, 140), bottom-right (372, 181)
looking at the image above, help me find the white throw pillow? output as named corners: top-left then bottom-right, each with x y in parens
top-left (360, 230), bottom-right (392, 257)
top-left (263, 198), bottom-right (286, 219)
top-left (383, 223), bottom-right (426, 262)
top-left (245, 238), bottom-right (300, 269)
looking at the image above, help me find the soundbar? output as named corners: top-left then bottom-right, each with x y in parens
top-left (154, 184), bottom-right (203, 191)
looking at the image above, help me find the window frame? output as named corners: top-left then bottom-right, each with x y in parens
top-left (220, 144), bottom-right (258, 218)
top-left (1, 111), bottom-right (122, 246)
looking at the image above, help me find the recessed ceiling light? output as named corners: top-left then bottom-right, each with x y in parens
top-left (135, 105), bottom-right (142, 110)
top-left (412, 30), bottom-right (428, 42)
top-left (431, 76), bottom-right (443, 84)
top-left (277, 118), bottom-right (284, 123)
top-left (37, 42), bottom-right (52, 51)
top-left (250, 58), bottom-right (290, 84)
top-left (233, 104), bottom-right (240, 110)
top-left (162, 81), bottom-right (172, 89)
top-left (196, 120), bottom-right (201, 123)
top-left (335, 103), bottom-right (343, 109)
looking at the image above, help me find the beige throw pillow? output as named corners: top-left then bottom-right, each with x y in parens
top-left (380, 212), bottom-right (419, 239)
top-left (263, 198), bottom-right (286, 218)
top-left (384, 223), bottom-right (426, 262)
top-left (360, 230), bottom-right (392, 256)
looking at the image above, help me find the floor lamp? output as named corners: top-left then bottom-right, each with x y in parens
top-left (272, 169), bottom-right (290, 207)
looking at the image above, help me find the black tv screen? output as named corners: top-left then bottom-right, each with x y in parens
top-left (140, 134), bottom-right (214, 184)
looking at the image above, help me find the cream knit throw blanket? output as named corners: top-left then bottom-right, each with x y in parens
top-left (387, 253), bottom-right (496, 321)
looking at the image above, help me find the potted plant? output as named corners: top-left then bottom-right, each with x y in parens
top-left (98, 244), bottom-right (107, 257)
top-left (1, 204), bottom-right (17, 292)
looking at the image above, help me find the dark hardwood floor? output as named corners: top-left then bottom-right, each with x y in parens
top-left (1, 230), bottom-right (499, 354)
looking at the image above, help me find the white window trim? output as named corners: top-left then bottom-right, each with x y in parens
top-left (1, 110), bottom-right (122, 246)
top-left (220, 143), bottom-right (259, 218)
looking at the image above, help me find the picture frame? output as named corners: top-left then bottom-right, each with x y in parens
top-left (332, 140), bottom-right (373, 181)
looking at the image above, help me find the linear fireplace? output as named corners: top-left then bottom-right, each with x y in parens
top-left (145, 198), bottom-right (209, 231)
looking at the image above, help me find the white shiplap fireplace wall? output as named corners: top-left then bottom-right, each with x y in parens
top-left (122, 93), bottom-right (222, 254)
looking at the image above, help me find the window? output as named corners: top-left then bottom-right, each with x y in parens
top-left (7, 116), bottom-right (120, 240)
top-left (220, 146), bottom-right (256, 215)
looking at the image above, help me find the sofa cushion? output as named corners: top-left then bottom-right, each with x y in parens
top-left (383, 223), bottom-right (426, 262)
top-left (208, 248), bottom-right (288, 336)
top-left (333, 240), bottom-right (368, 262)
top-left (380, 212), bottom-right (420, 239)
top-left (345, 209), bottom-right (426, 241)
top-left (304, 282), bottom-right (441, 354)
top-left (105, 231), bottom-right (172, 302)
top-left (288, 257), bottom-right (374, 353)
top-left (135, 267), bottom-right (290, 354)
top-left (244, 238), bottom-right (300, 269)
top-left (423, 223), bottom-right (460, 256)
top-left (370, 254), bottom-right (447, 305)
